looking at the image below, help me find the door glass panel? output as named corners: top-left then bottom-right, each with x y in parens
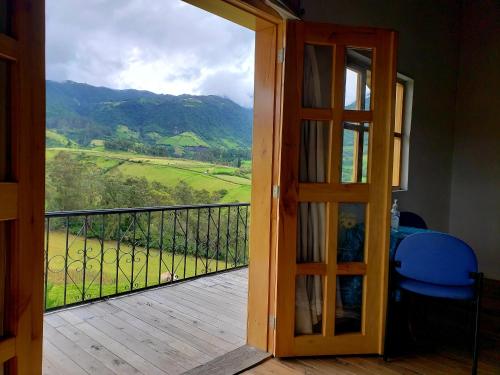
top-left (345, 48), bottom-right (372, 111)
top-left (0, 1), bottom-right (12, 35)
top-left (336, 275), bottom-right (363, 334)
top-left (295, 275), bottom-right (323, 335)
top-left (392, 137), bottom-right (402, 186)
top-left (338, 203), bottom-right (366, 262)
top-left (0, 222), bottom-right (7, 338)
top-left (341, 122), bottom-right (370, 183)
top-left (395, 82), bottom-right (404, 133)
top-left (297, 202), bottom-right (327, 263)
top-left (300, 120), bottom-right (329, 183)
top-left (0, 60), bottom-right (9, 180)
top-left (303, 44), bottom-right (332, 108)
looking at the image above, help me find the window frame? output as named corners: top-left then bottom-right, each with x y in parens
top-left (392, 73), bottom-right (414, 191)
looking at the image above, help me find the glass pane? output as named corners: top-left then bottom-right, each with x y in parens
top-left (0, 60), bottom-right (9, 180)
top-left (295, 275), bottom-right (323, 335)
top-left (303, 44), bottom-right (332, 108)
top-left (0, 222), bottom-right (7, 338)
top-left (341, 122), bottom-right (370, 183)
top-left (297, 202), bottom-right (327, 263)
top-left (338, 203), bottom-right (366, 262)
top-left (345, 48), bottom-right (372, 111)
top-left (336, 275), bottom-right (363, 334)
top-left (395, 82), bottom-right (405, 133)
top-left (299, 120), bottom-right (329, 183)
top-left (0, 1), bottom-right (11, 35)
top-left (392, 137), bottom-right (402, 187)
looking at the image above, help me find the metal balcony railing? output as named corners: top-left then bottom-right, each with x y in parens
top-left (44, 203), bottom-right (250, 311)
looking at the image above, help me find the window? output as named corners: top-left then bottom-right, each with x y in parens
top-left (392, 74), bottom-right (413, 190)
top-left (344, 51), bottom-right (413, 190)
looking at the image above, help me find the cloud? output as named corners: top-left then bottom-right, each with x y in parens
top-left (46, 0), bottom-right (255, 107)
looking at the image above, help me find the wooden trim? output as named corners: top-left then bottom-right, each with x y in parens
top-left (343, 110), bottom-right (373, 123)
top-left (298, 183), bottom-right (369, 202)
top-left (247, 22), bottom-right (280, 351)
top-left (337, 262), bottom-right (366, 275)
top-left (5, 0), bottom-right (46, 372)
top-left (0, 183), bottom-right (18, 220)
top-left (274, 20), bottom-right (303, 356)
top-left (296, 263), bottom-right (327, 275)
top-left (303, 23), bottom-right (379, 47)
top-left (0, 337), bottom-right (16, 363)
top-left (0, 34), bottom-right (18, 61)
top-left (300, 108), bottom-right (333, 121)
top-left (274, 20), bottom-right (397, 357)
top-left (184, 0), bottom-right (282, 30)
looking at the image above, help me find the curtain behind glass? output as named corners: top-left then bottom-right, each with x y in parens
top-left (295, 45), bottom-right (327, 335)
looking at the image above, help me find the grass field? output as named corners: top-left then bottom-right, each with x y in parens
top-left (46, 147), bottom-right (252, 202)
top-left (45, 230), bottom-right (242, 310)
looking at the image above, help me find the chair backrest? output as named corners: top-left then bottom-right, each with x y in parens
top-left (395, 232), bottom-right (478, 286)
top-left (400, 211), bottom-right (428, 229)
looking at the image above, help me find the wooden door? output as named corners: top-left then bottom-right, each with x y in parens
top-left (0, 0), bottom-right (45, 373)
top-left (273, 20), bottom-right (397, 356)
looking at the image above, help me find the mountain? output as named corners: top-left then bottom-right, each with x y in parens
top-left (46, 80), bottom-right (253, 149)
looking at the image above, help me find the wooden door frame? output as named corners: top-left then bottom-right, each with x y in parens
top-left (0, 0), bottom-right (45, 373)
top-left (184, 0), bottom-right (286, 354)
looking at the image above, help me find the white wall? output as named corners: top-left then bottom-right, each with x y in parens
top-left (449, 0), bottom-right (500, 279)
top-left (300, 0), bottom-right (461, 230)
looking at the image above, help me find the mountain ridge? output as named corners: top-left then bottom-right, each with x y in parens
top-left (46, 80), bottom-right (253, 149)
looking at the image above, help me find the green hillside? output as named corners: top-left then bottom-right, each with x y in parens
top-left (46, 80), bottom-right (253, 149)
top-left (157, 131), bottom-right (210, 147)
top-left (46, 148), bottom-right (252, 203)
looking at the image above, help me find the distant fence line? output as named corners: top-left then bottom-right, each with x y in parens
top-left (44, 203), bottom-right (250, 311)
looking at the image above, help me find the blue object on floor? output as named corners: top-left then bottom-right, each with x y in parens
top-left (384, 232), bottom-right (483, 375)
top-left (399, 211), bottom-right (428, 229)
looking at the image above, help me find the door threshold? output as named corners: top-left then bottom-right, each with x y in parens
top-left (182, 345), bottom-right (271, 375)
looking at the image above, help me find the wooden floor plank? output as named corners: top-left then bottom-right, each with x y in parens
top-left (43, 269), bottom-right (499, 375)
top-left (182, 345), bottom-right (270, 375)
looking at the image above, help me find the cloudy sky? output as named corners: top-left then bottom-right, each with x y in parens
top-left (46, 0), bottom-right (256, 107)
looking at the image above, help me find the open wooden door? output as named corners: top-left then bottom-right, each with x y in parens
top-left (0, 0), bottom-right (45, 373)
top-left (273, 20), bottom-right (397, 356)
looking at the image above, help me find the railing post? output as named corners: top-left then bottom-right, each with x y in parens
top-left (215, 206), bottom-right (221, 272)
top-left (225, 206), bottom-right (231, 270)
top-left (44, 217), bottom-right (50, 310)
top-left (235, 206), bottom-right (240, 267)
top-left (243, 206), bottom-right (249, 265)
top-left (115, 213), bottom-right (121, 294)
top-left (171, 209), bottom-right (178, 283)
top-left (99, 214), bottom-right (105, 298)
top-left (82, 216), bottom-right (88, 301)
top-left (183, 209), bottom-right (189, 279)
top-left (130, 212), bottom-right (137, 291)
top-left (145, 211), bottom-right (151, 287)
top-left (205, 207), bottom-right (211, 274)
top-left (63, 216), bottom-right (70, 306)
top-left (195, 208), bottom-right (200, 276)
top-left (158, 210), bottom-right (165, 284)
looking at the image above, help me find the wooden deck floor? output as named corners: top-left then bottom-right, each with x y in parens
top-left (43, 268), bottom-right (248, 375)
top-left (43, 268), bottom-right (499, 375)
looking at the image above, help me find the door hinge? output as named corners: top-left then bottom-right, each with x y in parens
top-left (272, 185), bottom-right (280, 199)
top-left (269, 315), bottom-right (276, 330)
top-left (277, 48), bottom-right (285, 64)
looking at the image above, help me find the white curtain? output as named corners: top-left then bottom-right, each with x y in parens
top-left (295, 45), bottom-right (327, 335)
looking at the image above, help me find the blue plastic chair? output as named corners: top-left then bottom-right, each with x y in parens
top-left (384, 232), bottom-right (483, 375)
top-left (399, 211), bottom-right (428, 229)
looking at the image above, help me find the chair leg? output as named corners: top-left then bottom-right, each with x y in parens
top-left (384, 295), bottom-right (392, 361)
top-left (471, 273), bottom-right (483, 375)
top-left (384, 267), bottom-right (396, 362)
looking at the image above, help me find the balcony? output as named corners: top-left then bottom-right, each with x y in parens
top-left (43, 268), bottom-right (248, 374)
top-left (42, 203), bottom-right (249, 374)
